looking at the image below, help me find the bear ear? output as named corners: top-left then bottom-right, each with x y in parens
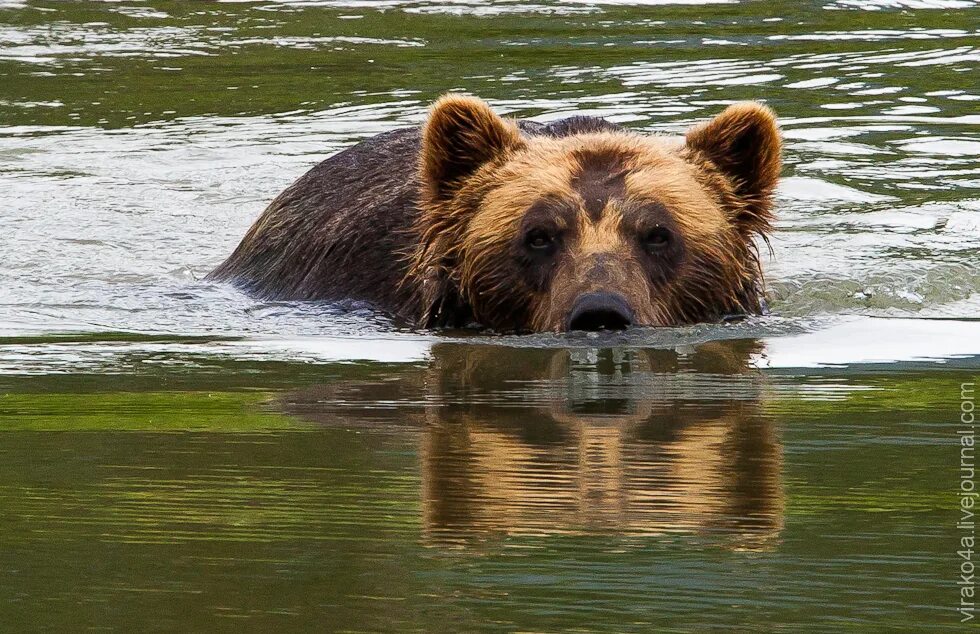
top-left (685, 102), bottom-right (782, 235)
top-left (421, 94), bottom-right (524, 203)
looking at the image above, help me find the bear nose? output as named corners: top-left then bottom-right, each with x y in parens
top-left (567, 292), bottom-right (635, 332)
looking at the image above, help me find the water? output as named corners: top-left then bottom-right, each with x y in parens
top-left (0, 0), bottom-right (978, 630)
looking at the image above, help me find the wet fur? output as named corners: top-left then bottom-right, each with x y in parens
top-left (210, 95), bottom-right (781, 332)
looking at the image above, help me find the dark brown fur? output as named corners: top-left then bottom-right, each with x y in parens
top-left (210, 95), bottom-right (782, 332)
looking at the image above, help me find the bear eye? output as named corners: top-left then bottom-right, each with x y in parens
top-left (642, 227), bottom-right (671, 252)
top-left (525, 229), bottom-right (554, 251)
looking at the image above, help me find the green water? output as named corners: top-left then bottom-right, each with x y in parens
top-left (0, 342), bottom-right (972, 630)
top-left (2, 0), bottom-right (979, 631)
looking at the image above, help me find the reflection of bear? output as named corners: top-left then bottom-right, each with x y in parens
top-left (278, 340), bottom-right (782, 549)
top-left (211, 95), bottom-right (781, 332)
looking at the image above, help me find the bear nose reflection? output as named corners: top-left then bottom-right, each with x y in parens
top-left (276, 342), bottom-right (783, 550)
top-left (567, 292), bottom-right (634, 331)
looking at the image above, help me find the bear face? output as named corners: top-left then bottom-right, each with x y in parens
top-left (409, 95), bottom-right (781, 332)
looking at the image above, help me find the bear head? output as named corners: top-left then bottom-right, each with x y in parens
top-left (407, 95), bottom-right (781, 332)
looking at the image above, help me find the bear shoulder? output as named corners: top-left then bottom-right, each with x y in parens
top-left (210, 113), bottom-right (632, 321)
top-left (208, 126), bottom-right (423, 311)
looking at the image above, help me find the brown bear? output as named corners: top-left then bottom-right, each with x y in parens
top-left (209, 95), bottom-right (781, 332)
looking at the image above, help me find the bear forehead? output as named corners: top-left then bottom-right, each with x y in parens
top-left (468, 133), bottom-right (728, 239)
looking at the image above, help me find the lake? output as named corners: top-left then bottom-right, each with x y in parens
top-left (1, 0), bottom-right (978, 630)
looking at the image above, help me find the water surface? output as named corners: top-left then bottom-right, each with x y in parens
top-left (1, 0), bottom-right (978, 630)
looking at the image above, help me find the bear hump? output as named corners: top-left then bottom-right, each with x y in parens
top-left (539, 116), bottom-right (623, 138)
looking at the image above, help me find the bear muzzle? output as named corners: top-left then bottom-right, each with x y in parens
top-left (566, 292), bottom-right (635, 332)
